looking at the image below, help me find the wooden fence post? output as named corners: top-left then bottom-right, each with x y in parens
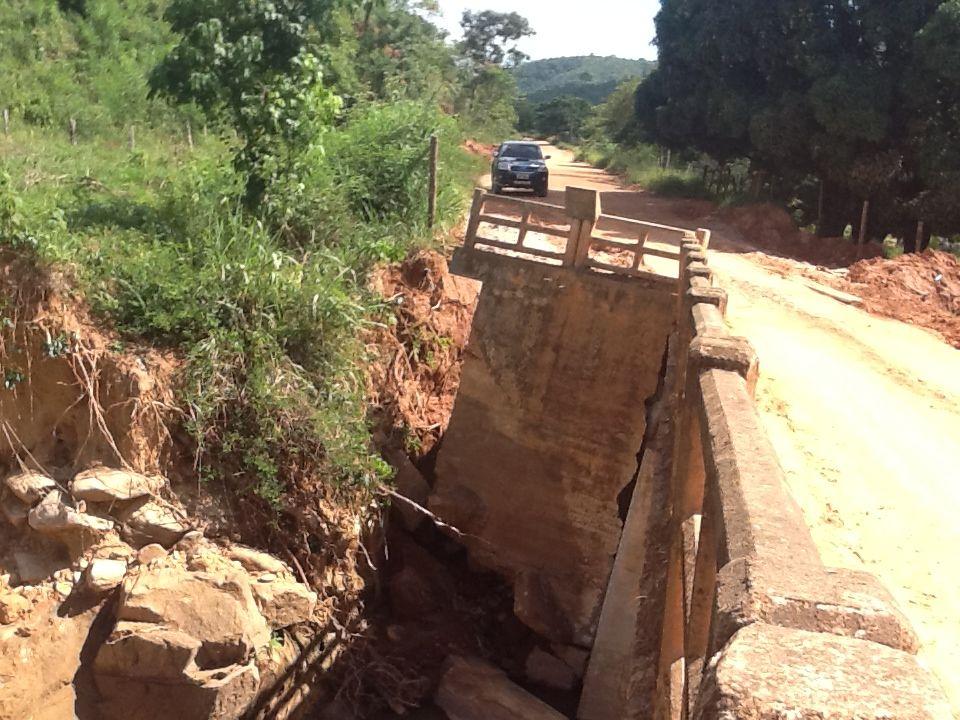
top-left (69, 118), bottom-right (77, 145)
top-left (2, 109), bottom-right (8, 136)
top-left (916, 220), bottom-right (925, 253)
top-left (427, 134), bottom-right (439, 228)
top-left (185, 121), bottom-right (194, 150)
top-left (128, 125), bottom-right (136, 152)
top-left (857, 199), bottom-right (869, 258)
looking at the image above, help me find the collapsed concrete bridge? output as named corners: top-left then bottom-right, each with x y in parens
top-left (429, 187), bottom-right (950, 720)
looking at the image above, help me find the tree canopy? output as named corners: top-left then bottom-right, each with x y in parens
top-left (459, 10), bottom-right (533, 67)
top-left (636, 0), bottom-right (960, 245)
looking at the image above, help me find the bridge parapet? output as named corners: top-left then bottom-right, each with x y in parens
top-left (461, 187), bottom-right (693, 281)
top-left (648, 236), bottom-right (951, 719)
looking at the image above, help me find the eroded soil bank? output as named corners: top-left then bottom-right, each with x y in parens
top-left (3, 244), bottom-right (639, 719)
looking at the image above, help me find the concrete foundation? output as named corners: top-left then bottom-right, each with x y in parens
top-left (431, 251), bottom-right (675, 646)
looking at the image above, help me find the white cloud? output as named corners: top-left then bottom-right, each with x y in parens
top-left (432, 0), bottom-right (660, 61)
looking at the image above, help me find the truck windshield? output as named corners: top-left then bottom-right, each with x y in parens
top-left (501, 144), bottom-right (543, 160)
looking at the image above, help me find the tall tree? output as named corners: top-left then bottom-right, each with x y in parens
top-left (150, 0), bottom-right (342, 205)
top-left (459, 10), bottom-right (533, 67)
top-left (636, 0), bottom-right (960, 245)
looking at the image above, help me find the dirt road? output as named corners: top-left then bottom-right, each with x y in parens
top-left (515, 145), bottom-right (960, 710)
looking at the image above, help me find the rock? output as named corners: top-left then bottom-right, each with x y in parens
top-left (12, 547), bottom-right (70, 584)
top-left (116, 497), bottom-right (189, 548)
top-left (72, 467), bottom-right (162, 503)
top-left (86, 558), bottom-right (127, 593)
top-left (226, 545), bottom-right (289, 575)
top-left (95, 623), bottom-right (260, 720)
top-left (94, 615), bottom-right (262, 720)
top-left (137, 543), bottom-right (167, 564)
top-left (0, 604), bottom-right (100, 720)
top-left (95, 621), bottom-right (204, 680)
top-left (117, 564), bottom-right (271, 667)
top-left (436, 655), bottom-right (567, 720)
top-left (1, 491), bottom-right (29, 528)
top-left (28, 490), bottom-right (114, 536)
top-left (174, 531), bottom-right (205, 556)
top-left (0, 592), bottom-right (30, 624)
top-left (4, 471), bottom-right (56, 505)
top-left (525, 647), bottom-right (578, 691)
top-left (249, 577), bottom-right (317, 629)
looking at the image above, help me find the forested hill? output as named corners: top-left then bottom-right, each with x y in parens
top-left (514, 55), bottom-right (656, 104)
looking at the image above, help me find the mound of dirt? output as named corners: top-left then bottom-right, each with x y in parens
top-left (367, 251), bottom-right (479, 460)
top-left (846, 250), bottom-right (960, 348)
top-left (462, 139), bottom-right (495, 157)
top-left (720, 204), bottom-right (883, 267)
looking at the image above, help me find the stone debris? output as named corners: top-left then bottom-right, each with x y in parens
top-left (72, 467), bottom-right (162, 502)
top-left (0, 462), bottom-right (319, 720)
top-left (436, 655), bottom-right (567, 720)
top-left (85, 558), bottom-right (128, 593)
top-left (525, 647), bottom-right (578, 691)
top-left (4, 471), bottom-right (57, 505)
top-left (28, 489), bottom-right (114, 536)
top-left (116, 496), bottom-right (190, 547)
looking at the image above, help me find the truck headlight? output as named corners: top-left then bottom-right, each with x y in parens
top-left (497, 161), bottom-right (511, 170)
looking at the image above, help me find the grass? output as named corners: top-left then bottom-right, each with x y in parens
top-left (0, 102), bottom-right (486, 510)
top-left (575, 139), bottom-right (715, 200)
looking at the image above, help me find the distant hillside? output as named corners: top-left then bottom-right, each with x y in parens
top-left (514, 55), bottom-right (657, 105)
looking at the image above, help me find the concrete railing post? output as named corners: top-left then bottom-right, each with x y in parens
top-left (565, 187), bottom-right (600, 269)
top-left (463, 188), bottom-right (484, 250)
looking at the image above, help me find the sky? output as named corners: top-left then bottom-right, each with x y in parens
top-left (433, 0), bottom-right (660, 61)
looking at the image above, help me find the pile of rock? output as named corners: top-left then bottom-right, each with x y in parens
top-left (0, 466), bottom-right (320, 720)
top-left (2, 466), bottom-right (189, 555)
top-left (94, 538), bottom-right (318, 720)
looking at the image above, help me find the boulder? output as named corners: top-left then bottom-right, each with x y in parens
top-left (95, 621), bottom-right (203, 680)
top-left (249, 575), bottom-right (317, 629)
top-left (117, 564), bottom-right (271, 667)
top-left (525, 647), bottom-right (578, 691)
top-left (28, 490), bottom-right (113, 536)
top-left (226, 545), bottom-right (289, 575)
top-left (436, 656), bottom-right (567, 720)
top-left (1, 491), bottom-right (29, 528)
top-left (137, 544), bottom-right (167, 564)
top-left (116, 497), bottom-right (189, 548)
top-left (85, 558), bottom-right (128, 593)
top-left (0, 603), bottom-right (99, 720)
top-left (4, 471), bottom-right (56, 505)
top-left (95, 621), bottom-right (260, 720)
top-left (72, 467), bottom-right (162, 503)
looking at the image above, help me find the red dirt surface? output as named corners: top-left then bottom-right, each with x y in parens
top-left (461, 139), bottom-right (495, 157)
top-left (719, 204), bottom-right (884, 268)
top-left (367, 251), bottom-right (480, 458)
top-left (846, 250), bottom-right (960, 349)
